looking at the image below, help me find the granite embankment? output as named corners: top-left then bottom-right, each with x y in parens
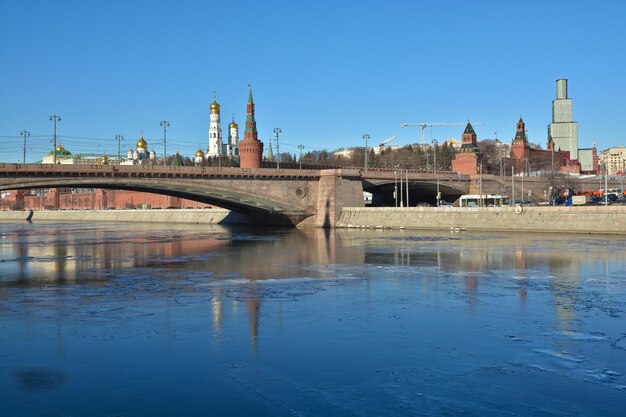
top-left (0, 208), bottom-right (243, 224)
top-left (336, 206), bottom-right (626, 235)
top-left (3, 207), bottom-right (626, 234)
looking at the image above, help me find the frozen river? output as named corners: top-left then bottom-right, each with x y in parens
top-left (1, 222), bottom-right (625, 416)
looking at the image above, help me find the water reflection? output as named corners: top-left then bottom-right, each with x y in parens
top-left (1, 223), bottom-right (625, 416)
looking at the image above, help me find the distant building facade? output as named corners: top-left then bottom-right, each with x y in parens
top-left (600, 146), bottom-right (626, 175)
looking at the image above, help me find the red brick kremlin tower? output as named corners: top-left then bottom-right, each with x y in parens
top-left (451, 122), bottom-right (483, 175)
top-left (239, 85), bottom-right (263, 168)
top-left (510, 117), bottom-right (531, 172)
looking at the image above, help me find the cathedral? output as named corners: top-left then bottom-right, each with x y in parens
top-left (122, 133), bottom-right (157, 165)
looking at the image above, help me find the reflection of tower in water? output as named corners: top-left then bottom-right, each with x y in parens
top-left (548, 254), bottom-right (581, 333)
top-left (247, 297), bottom-right (260, 350)
top-left (211, 289), bottom-right (223, 336)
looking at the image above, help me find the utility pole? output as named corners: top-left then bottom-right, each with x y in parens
top-left (273, 128), bottom-right (282, 169)
top-left (160, 120), bottom-right (170, 165)
top-left (363, 133), bottom-right (370, 170)
top-left (298, 144), bottom-right (304, 169)
top-left (115, 134), bottom-right (124, 164)
top-left (20, 130), bottom-right (30, 163)
top-left (49, 114), bottom-right (61, 164)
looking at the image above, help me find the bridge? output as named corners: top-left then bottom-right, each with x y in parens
top-left (0, 163), bottom-right (476, 227)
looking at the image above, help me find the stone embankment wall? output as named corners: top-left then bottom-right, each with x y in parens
top-left (336, 206), bottom-right (626, 235)
top-left (0, 208), bottom-right (241, 224)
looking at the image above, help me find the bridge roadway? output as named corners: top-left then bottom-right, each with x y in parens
top-left (0, 163), bottom-right (474, 226)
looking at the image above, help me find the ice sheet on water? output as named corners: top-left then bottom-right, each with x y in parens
top-left (543, 331), bottom-right (608, 342)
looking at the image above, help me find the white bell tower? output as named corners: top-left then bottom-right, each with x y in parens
top-left (207, 94), bottom-right (223, 157)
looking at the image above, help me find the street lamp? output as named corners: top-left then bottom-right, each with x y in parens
top-left (160, 120), bottom-right (170, 165)
top-left (394, 165), bottom-right (399, 207)
top-left (298, 144), bottom-right (304, 169)
top-left (49, 114), bottom-right (61, 164)
top-left (274, 128), bottom-right (282, 169)
top-left (115, 134), bottom-right (124, 164)
top-left (433, 139), bottom-right (441, 206)
top-left (363, 133), bottom-right (370, 170)
top-left (20, 130), bottom-right (30, 163)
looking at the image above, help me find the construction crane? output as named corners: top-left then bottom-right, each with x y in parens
top-left (400, 122), bottom-right (484, 146)
top-left (379, 136), bottom-right (396, 147)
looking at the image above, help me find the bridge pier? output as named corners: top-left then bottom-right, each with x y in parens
top-left (297, 170), bottom-right (364, 228)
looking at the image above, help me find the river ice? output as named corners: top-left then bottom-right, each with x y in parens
top-left (0, 222), bottom-right (625, 416)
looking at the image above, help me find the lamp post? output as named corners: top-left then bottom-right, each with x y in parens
top-left (511, 166), bottom-right (515, 206)
top-left (273, 128), bottom-right (282, 169)
top-left (433, 139), bottom-right (441, 206)
top-left (160, 120), bottom-right (170, 165)
top-left (115, 134), bottom-right (124, 164)
top-left (363, 133), bottom-right (370, 170)
top-left (20, 130), bottom-right (30, 163)
top-left (394, 165), bottom-right (398, 207)
top-left (406, 169), bottom-right (409, 207)
top-left (605, 163), bottom-right (609, 206)
top-left (399, 166), bottom-right (404, 207)
top-left (479, 162), bottom-right (483, 207)
top-left (298, 144), bottom-right (304, 169)
top-left (49, 114), bottom-right (61, 164)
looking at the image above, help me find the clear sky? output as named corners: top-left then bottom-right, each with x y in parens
top-left (1, 0), bottom-right (625, 162)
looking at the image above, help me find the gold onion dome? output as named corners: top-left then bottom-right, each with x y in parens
top-left (210, 95), bottom-right (220, 112)
top-left (195, 149), bottom-right (205, 157)
top-left (102, 154), bottom-right (109, 162)
top-left (229, 120), bottom-right (238, 129)
top-left (136, 134), bottom-right (148, 149)
top-left (50, 144), bottom-right (70, 156)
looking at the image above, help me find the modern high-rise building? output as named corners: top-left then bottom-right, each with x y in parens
top-left (548, 79), bottom-right (579, 160)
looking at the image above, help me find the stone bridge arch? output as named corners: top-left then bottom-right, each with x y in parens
top-left (0, 164), bottom-right (365, 227)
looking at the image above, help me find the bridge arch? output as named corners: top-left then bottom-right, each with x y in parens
top-left (0, 164), bottom-right (366, 227)
top-left (363, 180), bottom-right (465, 206)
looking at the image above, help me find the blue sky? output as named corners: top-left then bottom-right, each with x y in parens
top-left (1, 0), bottom-right (625, 162)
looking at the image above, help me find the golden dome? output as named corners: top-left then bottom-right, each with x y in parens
top-left (102, 154), bottom-right (109, 162)
top-left (56, 144), bottom-right (65, 151)
top-left (136, 134), bottom-right (148, 149)
top-left (229, 120), bottom-right (238, 129)
top-left (195, 149), bottom-right (205, 158)
top-left (210, 96), bottom-right (220, 113)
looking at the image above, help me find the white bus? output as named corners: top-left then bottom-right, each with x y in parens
top-left (459, 194), bottom-right (508, 207)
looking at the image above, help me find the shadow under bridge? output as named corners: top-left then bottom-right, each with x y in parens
top-left (363, 179), bottom-right (466, 207)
